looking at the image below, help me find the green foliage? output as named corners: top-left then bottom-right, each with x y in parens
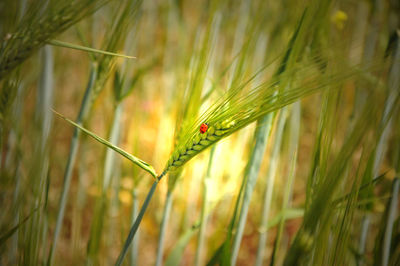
top-left (48, 39), bottom-right (136, 59)
top-left (53, 110), bottom-right (157, 178)
top-left (0, 0), bottom-right (112, 79)
top-left (163, 56), bottom-right (374, 176)
top-left (0, 78), bottom-right (18, 125)
top-left (0, 208), bottom-right (38, 247)
top-left (90, 0), bottom-right (142, 103)
top-left (1, 0), bottom-right (399, 265)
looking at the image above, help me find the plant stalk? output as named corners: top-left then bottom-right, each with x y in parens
top-left (382, 178), bottom-right (399, 266)
top-left (271, 103), bottom-right (300, 266)
top-left (129, 188), bottom-right (140, 266)
top-left (255, 109), bottom-right (287, 266)
top-left (86, 102), bottom-right (123, 263)
top-left (48, 63), bottom-right (97, 265)
top-left (115, 173), bottom-right (164, 266)
top-left (155, 191), bottom-right (174, 266)
top-left (230, 114), bottom-right (272, 265)
top-left (195, 146), bottom-right (216, 266)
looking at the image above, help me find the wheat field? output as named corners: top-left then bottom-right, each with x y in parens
top-left (0, 0), bottom-right (399, 265)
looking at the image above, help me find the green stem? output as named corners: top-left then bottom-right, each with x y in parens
top-left (129, 188), bottom-right (140, 266)
top-left (359, 30), bottom-right (400, 264)
top-left (270, 103), bottom-right (300, 266)
top-left (103, 103), bottom-right (123, 190)
top-left (47, 63), bottom-right (97, 265)
top-left (155, 191), bottom-right (173, 266)
top-left (115, 173), bottom-right (165, 266)
top-left (255, 109), bottom-right (287, 266)
top-left (10, 162), bottom-right (21, 264)
top-left (28, 44), bottom-right (53, 265)
top-left (380, 34), bottom-right (400, 266)
top-left (382, 178), bottom-right (399, 266)
top-left (230, 114), bottom-right (272, 266)
top-left (195, 147), bottom-right (216, 266)
top-left (86, 102), bottom-right (123, 263)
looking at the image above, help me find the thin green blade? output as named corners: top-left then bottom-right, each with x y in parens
top-left (52, 109), bottom-right (157, 178)
top-left (0, 208), bottom-right (38, 246)
top-left (48, 40), bottom-right (136, 59)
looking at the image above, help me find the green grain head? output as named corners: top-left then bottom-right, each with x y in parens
top-left (0, 0), bottom-right (112, 80)
top-left (162, 50), bottom-right (378, 178)
top-left (90, 0), bottom-right (142, 104)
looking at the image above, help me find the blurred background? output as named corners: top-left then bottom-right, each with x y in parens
top-left (1, 0), bottom-right (400, 265)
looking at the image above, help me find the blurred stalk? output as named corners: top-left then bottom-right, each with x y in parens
top-left (10, 161), bottom-right (21, 264)
top-left (88, 4), bottom-right (141, 259)
top-left (37, 45), bottom-right (54, 263)
top-left (8, 84), bottom-right (25, 264)
top-left (255, 109), bottom-right (287, 266)
top-left (250, 9), bottom-right (310, 262)
top-left (103, 104), bottom-right (123, 191)
top-left (359, 28), bottom-right (400, 263)
top-left (129, 188), bottom-right (140, 266)
top-left (227, 0), bottom-right (250, 88)
top-left (48, 62), bottom-right (97, 265)
top-left (379, 31), bottom-right (400, 266)
top-left (86, 103), bottom-right (123, 265)
top-left (283, 90), bottom-right (380, 265)
top-left (194, 146), bottom-right (216, 266)
top-left (230, 114), bottom-right (273, 265)
top-left (36, 45), bottom-right (54, 154)
top-left (381, 178), bottom-right (399, 266)
top-left (306, 87), bottom-right (340, 265)
top-left (230, 33), bottom-right (269, 266)
top-left (7, 68), bottom-right (25, 264)
top-left (270, 102), bottom-right (300, 266)
top-left (354, 0), bottom-right (382, 111)
top-left (155, 191), bottom-right (173, 266)
top-left (108, 147), bottom-right (122, 263)
top-left (25, 44), bottom-right (54, 264)
top-left (359, 216), bottom-right (371, 262)
top-left (18, 0), bottom-right (28, 20)
top-left (40, 182), bottom-right (50, 264)
top-left (356, 0), bottom-right (383, 258)
top-left (72, 139), bottom-right (90, 258)
top-left (231, 9), bottom-right (304, 260)
top-left (116, 177), bottom-right (163, 266)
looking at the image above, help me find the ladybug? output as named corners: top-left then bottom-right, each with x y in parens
top-left (199, 123), bottom-right (209, 134)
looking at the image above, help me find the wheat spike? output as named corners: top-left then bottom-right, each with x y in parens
top-left (0, 0), bottom-right (111, 80)
top-left (162, 53), bottom-right (381, 176)
top-left (89, 0), bottom-right (141, 104)
top-left (164, 120), bottom-right (236, 173)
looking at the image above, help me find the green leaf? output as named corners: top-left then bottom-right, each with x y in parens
top-left (52, 109), bottom-right (158, 179)
top-left (206, 238), bottom-right (232, 266)
top-left (48, 40), bottom-right (136, 59)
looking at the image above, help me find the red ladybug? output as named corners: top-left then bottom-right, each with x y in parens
top-left (199, 123), bottom-right (208, 134)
